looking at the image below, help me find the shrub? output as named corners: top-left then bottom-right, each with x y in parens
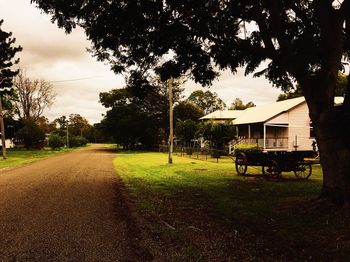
top-left (69, 136), bottom-right (88, 148)
top-left (234, 144), bottom-right (262, 154)
top-left (48, 134), bottom-right (65, 150)
top-left (16, 119), bottom-right (46, 149)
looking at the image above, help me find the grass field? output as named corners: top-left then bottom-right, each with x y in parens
top-left (114, 152), bottom-right (350, 261)
top-left (0, 147), bottom-right (75, 170)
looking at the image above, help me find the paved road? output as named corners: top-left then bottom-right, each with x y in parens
top-left (0, 144), bottom-right (150, 261)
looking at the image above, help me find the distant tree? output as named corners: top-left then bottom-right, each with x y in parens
top-left (175, 119), bottom-right (200, 147)
top-left (229, 98), bottom-right (255, 110)
top-left (68, 114), bottom-right (91, 137)
top-left (12, 70), bottom-right (56, 120)
top-left (201, 122), bottom-right (235, 157)
top-left (187, 90), bottom-right (226, 114)
top-left (16, 119), bottom-right (46, 149)
top-left (99, 78), bottom-right (184, 148)
top-left (37, 116), bottom-right (55, 134)
top-left (174, 101), bottom-right (204, 122)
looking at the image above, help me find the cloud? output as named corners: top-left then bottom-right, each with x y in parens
top-left (0, 0), bottom-right (283, 123)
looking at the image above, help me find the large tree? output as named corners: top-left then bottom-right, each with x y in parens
top-left (13, 70), bottom-right (56, 120)
top-left (0, 19), bottom-right (22, 157)
top-left (187, 90), bottom-right (226, 114)
top-left (31, 1), bottom-right (350, 204)
top-left (99, 77), bottom-right (184, 148)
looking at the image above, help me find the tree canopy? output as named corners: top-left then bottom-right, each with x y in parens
top-left (99, 78), bottom-right (184, 148)
top-left (0, 19), bottom-right (22, 91)
top-left (187, 90), bottom-right (226, 114)
top-left (31, 0), bottom-right (350, 204)
top-left (229, 98), bottom-right (255, 110)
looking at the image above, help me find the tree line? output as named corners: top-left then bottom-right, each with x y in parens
top-left (97, 76), bottom-right (255, 151)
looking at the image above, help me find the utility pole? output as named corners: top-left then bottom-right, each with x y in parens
top-left (0, 95), bottom-right (7, 159)
top-left (168, 77), bottom-right (173, 164)
top-left (66, 122), bottom-right (69, 148)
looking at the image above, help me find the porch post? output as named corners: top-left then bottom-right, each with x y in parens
top-left (248, 125), bottom-right (251, 139)
top-left (236, 126), bottom-right (239, 137)
top-left (263, 124), bottom-right (266, 150)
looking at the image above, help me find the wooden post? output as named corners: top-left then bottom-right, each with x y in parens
top-left (0, 95), bottom-right (7, 159)
top-left (168, 77), bottom-right (173, 164)
top-left (263, 124), bottom-right (266, 151)
top-left (66, 123), bottom-right (69, 148)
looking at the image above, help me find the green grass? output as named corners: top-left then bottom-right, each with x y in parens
top-left (114, 152), bottom-right (350, 260)
top-left (0, 147), bottom-right (76, 169)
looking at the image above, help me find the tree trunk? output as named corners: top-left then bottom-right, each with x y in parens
top-left (300, 67), bottom-right (350, 205)
top-left (311, 107), bottom-right (350, 205)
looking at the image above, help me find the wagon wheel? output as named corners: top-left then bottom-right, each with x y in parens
top-left (294, 163), bottom-right (312, 179)
top-left (262, 160), bottom-right (282, 177)
top-left (235, 153), bottom-right (248, 175)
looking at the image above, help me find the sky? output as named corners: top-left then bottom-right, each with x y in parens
top-left (0, 0), bottom-right (281, 124)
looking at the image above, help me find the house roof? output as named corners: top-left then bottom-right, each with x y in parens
top-left (200, 110), bottom-right (244, 120)
top-left (232, 96), bottom-right (344, 125)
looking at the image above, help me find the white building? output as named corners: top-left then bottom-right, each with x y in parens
top-left (200, 97), bottom-right (343, 152)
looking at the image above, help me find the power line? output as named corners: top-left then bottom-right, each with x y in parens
top-left (50, 76), bottom-right (100, 83)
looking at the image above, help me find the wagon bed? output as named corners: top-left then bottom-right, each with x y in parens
top-left (235, 150), bottom-right (316, 179)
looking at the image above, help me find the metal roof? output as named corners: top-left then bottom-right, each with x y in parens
top-left (232, 96), bottom-right (344, 125)
top-left (200, 110), bottom-right (244, 120)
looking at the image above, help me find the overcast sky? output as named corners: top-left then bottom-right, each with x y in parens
top-left (0, 0), bottom-right (281, 124)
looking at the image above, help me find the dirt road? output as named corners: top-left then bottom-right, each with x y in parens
top-left (0, 144), bottom-right (150, 261)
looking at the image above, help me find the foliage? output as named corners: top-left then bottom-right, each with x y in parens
top-left (234, 144), bottom-right (262, 154)
top-left (173, 101), bottom-right (204, 122)
top-left (187, 90), bottom-right (226, 114)
top-left (15, 119), bottom-right (46, 149)
top-left (69, 136), bottom-right (88, 148)
top-left (0, 19), bottom-right (22, 91)
top-left (201, 122), bottom-right (235, 152)
top-left (12, 70), bottom-right (56, 120)
top-left (48, 134), bottom-right (65, 150)
top-left (229, 98), bottom-right (255, 110)
top-left (37, 116), bottom-right (56, 134)
top-left (277, 73), bottom-right (349, 101)
top-left (68, 114), bottom-right (91, 137)
top-left (175, 119), bottom-right (200, 147)
top-left (99, 77), bottom-right (184, 149)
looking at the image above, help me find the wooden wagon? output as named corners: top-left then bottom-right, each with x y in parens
top-left (234, 150), bottom-right (316, 179)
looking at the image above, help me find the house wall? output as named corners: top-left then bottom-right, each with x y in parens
top-left (286, 102), bottom-right (313, 151)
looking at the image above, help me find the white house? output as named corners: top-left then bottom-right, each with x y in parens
top-left (0, 139), bottom-right (15, 149)
top-left (200, 96), bottom-right (343, 152)
top-left (231, 97), bottom-right (343, 151)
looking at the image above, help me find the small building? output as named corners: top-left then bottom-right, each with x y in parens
top-left (231, 97), bottom-right (343, 151)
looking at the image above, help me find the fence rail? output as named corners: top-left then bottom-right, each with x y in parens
top-left (159, 145), bottom-right (234, 163)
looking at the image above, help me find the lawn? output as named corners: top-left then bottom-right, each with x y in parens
top-left (0, 147), bottom-right (76, 169)
top-left (114, 152), bottom-right (350, 261)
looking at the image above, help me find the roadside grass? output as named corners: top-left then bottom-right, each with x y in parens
top-left (0, 147), bottom-right (76, 169)
top-left (114, 152), bottom-right (350, 260)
